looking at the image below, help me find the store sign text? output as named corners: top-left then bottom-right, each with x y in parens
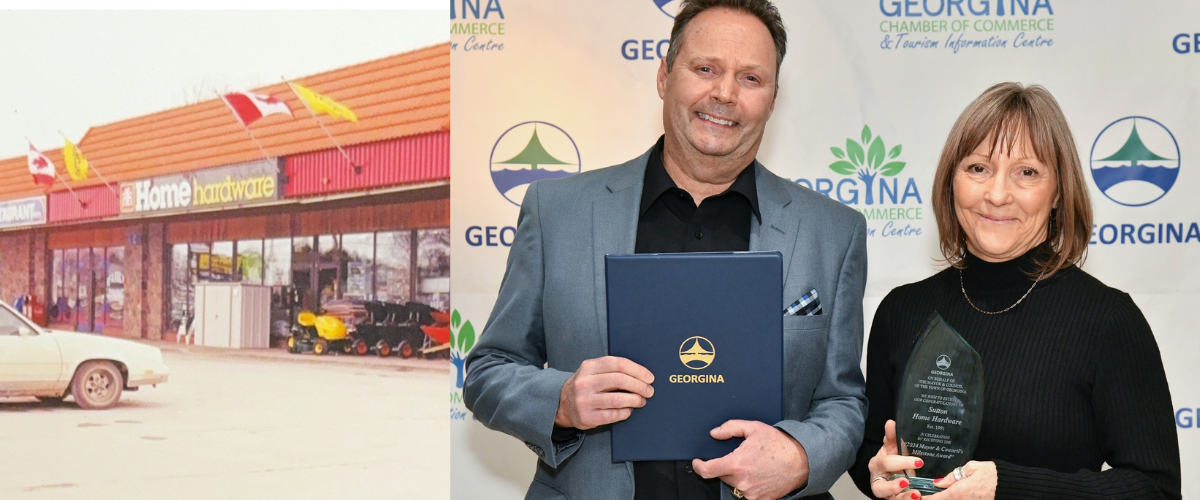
top-left (0, 196), bottom-right (47, 228)
top-left (193, 175), bottom-right (276, 206)
top-left (130, 179), bottom-right (192, 212)
top-left (120, 160), bottom-right (280, 214)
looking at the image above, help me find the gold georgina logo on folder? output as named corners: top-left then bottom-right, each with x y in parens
top-left (671, 337), bottom-right (725, 384)
top-left (679, 336), bottom-right (715, 369)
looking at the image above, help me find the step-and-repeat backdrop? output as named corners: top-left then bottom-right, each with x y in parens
top-left (450, 2), bottom-right (1200, 498)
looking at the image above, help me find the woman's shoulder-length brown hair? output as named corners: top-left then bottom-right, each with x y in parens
top-left (931, 82), bottom-right (1092, 276)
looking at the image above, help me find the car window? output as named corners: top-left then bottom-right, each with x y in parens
top-left (0, 307), bottom-right (29, 336)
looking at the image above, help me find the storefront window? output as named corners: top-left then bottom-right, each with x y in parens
top-left (292, 236), bottom-right (314, 309)
top-left (341, 233), bottom-right (374, 300)
top-left (238, 239), bottom-right (264, 284)
top-left (292, 236), bottom-right (314, 265)
top-left (64, 249), bottom-right (78, 326)
top-left (90, 248), bottom-right (106, 331)
top-left (416, 228), bottom-right (451, 311)
top-left (318, 234), bottom-right (338, 264)
top-left (51, 250), bottom-right (65, 325)
top-left (374, 231), bottom-right (411, 304)
top-left (264, 238), bottom-right (291, 287)
top-left (208, 241), bottom-right (234, 282)
top-left (263, 237), bottom-right (293, 340)
top-left (106, 247), bottom-right (125, 326)
top-left (170, 243), bottom-right (192, 331)
top-left (316, 235), bottom-right (340, 305)
top-left (76, 248), bottom-right (92, 330)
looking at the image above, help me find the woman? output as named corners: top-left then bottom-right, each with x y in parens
top-left (849, 83), bottom-right (1180, 500)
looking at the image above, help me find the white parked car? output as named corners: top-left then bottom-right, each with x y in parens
top-left (0, 301), bottom-right (169, 409)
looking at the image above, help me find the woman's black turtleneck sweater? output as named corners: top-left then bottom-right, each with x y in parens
top-left (848, 246), bottom-right (1181, 499)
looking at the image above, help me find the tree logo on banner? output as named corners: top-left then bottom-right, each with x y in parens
top-left (489, 121), bottom-right (582, 207)
top-left (450, 309), bottom-right (476, 390)
top-left (653, 0), bottom-right (683, 18)
top-left (828, 125), bottom-right (907, 206)
top-left (1089, 116), bottom-right (1180, 207)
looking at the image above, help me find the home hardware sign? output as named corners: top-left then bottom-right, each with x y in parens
top-left (120, 159), bottom-right (280, 214)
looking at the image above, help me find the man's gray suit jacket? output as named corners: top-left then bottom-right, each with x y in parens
top-left (464, 147), bottom-right (869, 500)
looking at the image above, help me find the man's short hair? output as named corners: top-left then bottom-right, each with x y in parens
top-left (664, 0), bottom-right (788, 76)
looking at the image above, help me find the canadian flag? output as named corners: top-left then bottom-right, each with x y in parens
top-left (27, 144), bottom-right (55, 186)
top-left (221, 91), bottom-right (293, 127)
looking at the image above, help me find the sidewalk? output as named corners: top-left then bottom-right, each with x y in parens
top-left (140, 339), bottom-right (452, 375)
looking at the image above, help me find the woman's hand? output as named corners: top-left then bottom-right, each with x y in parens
top-left (927, 461), bottom-right (997, 500)
top-left (868, 420), bottom-right (925, 500)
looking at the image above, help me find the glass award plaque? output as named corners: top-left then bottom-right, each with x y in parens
top-left (893, 312), bottom-right (985, 494)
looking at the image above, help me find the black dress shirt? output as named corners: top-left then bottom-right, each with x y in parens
top-left (633, 136), bottom-right (759, 500)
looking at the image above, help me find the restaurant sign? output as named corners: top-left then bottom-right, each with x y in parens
top-left (0, 196), bottom-right (47, 229)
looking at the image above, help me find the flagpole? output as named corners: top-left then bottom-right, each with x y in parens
top-left (53, 173), bottom-right (85, 208)
top-left (215, 91), bottom-right (274, 164)
top-left (313, 117), bottom-right (358, 170)
top-left (286, 81), bottom-right (360, 172)
top-left (58, 130), bottom-right (117, 195)
top-left (26, 137), bottom-right (84, 208)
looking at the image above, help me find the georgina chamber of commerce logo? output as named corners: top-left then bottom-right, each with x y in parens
top-left (803, 125), bottom-right (924, 238)
top-left (1087, 116), bottom-right (1199, 246)
top-left (450, 0), bottom-right (506, 53)
top-left (450, 309), bottom-right (477, 421)
top-left (877, 0), bottom-right (1055, 54)
top-left (679, 336), bottom-right (715, 370)
top-left (489, 121), bottom-right (581, 207)
top-left (1089, 117), bottom-right (1180, 207)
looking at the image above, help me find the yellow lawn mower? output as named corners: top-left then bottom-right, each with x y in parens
top-left (288, 310), bottom-right (353, 355)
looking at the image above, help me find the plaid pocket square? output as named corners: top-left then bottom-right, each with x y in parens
top-left (783, 288), bottom-right (822, 316)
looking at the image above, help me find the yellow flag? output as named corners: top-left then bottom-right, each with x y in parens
top-left (289, 82), bottom-right (358, 123)
top-left (63, 139), bottom-right (89, 181)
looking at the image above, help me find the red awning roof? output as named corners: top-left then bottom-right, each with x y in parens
top-left (0, 42), bottom-right (449, 202)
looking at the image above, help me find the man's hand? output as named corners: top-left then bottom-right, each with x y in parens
top-left (692, 420), bottom-right (809, 500)
top-left (554, 356), bottom-right (655, 430)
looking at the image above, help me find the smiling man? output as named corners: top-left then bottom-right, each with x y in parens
top-left (464, 1), bottom-right (869, 499)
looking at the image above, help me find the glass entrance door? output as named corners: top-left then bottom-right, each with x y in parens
top-left (75, 248), bottom-right (92, 332)
top-left (55, 247), bottom-right (122, 334)
top-left (92, 248), bottom-right (106, 333)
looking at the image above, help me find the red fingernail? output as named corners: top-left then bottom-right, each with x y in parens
top-left (899, 480), bottom-right (908, 488)
top-left (914, 459), bottom-right (923, 468)
top-left (912, 492), bottom-right (920, 499)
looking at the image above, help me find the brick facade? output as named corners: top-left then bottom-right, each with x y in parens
top-left (122, 226), bottom-right (145, 338)
top-left (0, 232), bottom-right (32, 305)
top-left (146, 223), bottom-right (166, 339)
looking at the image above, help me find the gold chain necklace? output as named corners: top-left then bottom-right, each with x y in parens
top-left (959, 265), bottom-right (1047, 315)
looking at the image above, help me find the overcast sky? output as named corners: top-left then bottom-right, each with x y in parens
top-left (0, 9), bottom-right (447, 158)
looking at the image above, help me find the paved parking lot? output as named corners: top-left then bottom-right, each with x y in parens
top-left (0, 343), bottom-right (451, 500)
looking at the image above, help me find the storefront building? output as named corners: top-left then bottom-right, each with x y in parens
top-left (0, 43), bottom-right (449, 341)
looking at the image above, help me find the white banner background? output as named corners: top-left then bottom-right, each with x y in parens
top-left (451, 2), bottom-right (1200, 498)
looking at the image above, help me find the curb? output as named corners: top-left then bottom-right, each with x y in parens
top-left (141, 340), bottom-right (452, 375)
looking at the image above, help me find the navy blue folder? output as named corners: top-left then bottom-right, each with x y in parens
top-left (605, 252), bottom-right (783, 462)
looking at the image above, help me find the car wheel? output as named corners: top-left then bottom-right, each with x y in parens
top-left (376, 341), bottom-right (392, 358)
top-left (354, 340), bottom-right (369, 356)
top-left (398, 340), bottom-right (414, 359)
top-left (71, 361), bottom-right (123, 410)
top-left (313, 339), bottom-right (329, 356)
